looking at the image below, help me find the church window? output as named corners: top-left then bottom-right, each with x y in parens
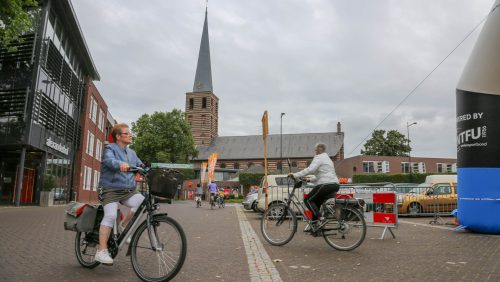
top-left (202, 97), bottom-right (207, 108)
top-left (189, 98), bottom-right (194, 109)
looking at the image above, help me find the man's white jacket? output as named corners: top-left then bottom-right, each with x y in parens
top-left (293, 152), bottom-right (339, 184)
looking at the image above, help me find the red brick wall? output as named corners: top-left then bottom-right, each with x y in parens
top-left (73, 81), bottom-right (108, 204)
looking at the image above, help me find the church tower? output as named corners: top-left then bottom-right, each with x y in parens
top-left (185, 8), bottom-right (218, 146)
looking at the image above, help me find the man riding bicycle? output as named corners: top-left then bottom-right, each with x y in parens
top-left (288, 143), bottom-right (339, 230)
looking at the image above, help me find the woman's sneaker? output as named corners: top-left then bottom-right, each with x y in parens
top-left (95, 249), bottom-right (113, 265)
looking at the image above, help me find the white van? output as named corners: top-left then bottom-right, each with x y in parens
top-left (256, 175), bottom-right (313, 213)
top-left (424, 175), bottom-right (457, 184)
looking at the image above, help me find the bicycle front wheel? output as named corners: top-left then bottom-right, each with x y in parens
top-left (261, 203), bottom-right (297, 246)
top-left (75, 231), bottom-right (100, 268)
top-left (131, 216), bottom-right (187, 282)
top-left (323, 206), bottom-right (366, 251)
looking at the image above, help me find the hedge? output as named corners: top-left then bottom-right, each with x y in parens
top-left (352, 173), bottom-right (455, 184)
top-left (239, 173), bottom-right (265, 188)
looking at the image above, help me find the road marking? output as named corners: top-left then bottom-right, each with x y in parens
top-left (235, 207), bottom-right (283, 282)
top-left (398, 220), bottom-right (456, 230)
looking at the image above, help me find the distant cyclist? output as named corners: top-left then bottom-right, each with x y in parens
top-left (195, 183), bottom-right (203, 207)
top-left (208, 181), bottom-right (217, 205)
top-left (288, 143), bottom-right (339, 229)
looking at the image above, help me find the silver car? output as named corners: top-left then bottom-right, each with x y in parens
top-left (242, 190), bottom-right (259, 211)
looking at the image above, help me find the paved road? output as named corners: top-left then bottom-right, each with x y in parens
top-left (0, 202), bottom-right (499, 281)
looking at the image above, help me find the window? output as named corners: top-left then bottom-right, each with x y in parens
top-left (220, 163), bottom-right (226, 168)
top-left (189, 98), bottom-right (194, 109)
top-left (412, 162), bottom-right (426, 173)
top-left (202, 97), bottom-right (207, 108)
top-left (401, 162), bottom-right (410, 173)
top-left (97, 109), bottom-right (105, 131)
top-left (93, 170), bottom-right (100, 191)
top-left (95, 139), bottom-right (102, 161)
top-left (277, 162), bottom-right (282, 171)
top-left (89, 97), bottom-right (97, 123)
top-left (437, 163), bottom-right (457, 173)
top-left (291, 161), bottom-right (297, 168)
top-left (233, 163), bottom-right (240, 169)
top-left (363, 161), bottom-right (389, 173)
top-left (86, 131), bottom-right (95, 156)
top-left (247, 162), bottom-right (254, 168)
top-left (83, 166), bottom-right (92, 190)
top-left (431, 184), bottom-right (451, 195)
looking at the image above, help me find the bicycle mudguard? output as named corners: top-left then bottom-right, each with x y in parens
top-left (125, 213), bottom-right (169, 256)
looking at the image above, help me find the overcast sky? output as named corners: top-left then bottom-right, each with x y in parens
top-left (72, 0), bottom-right (494, 159)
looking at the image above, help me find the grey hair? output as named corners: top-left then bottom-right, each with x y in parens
top-left (315, 143), bottom-right (326, 153)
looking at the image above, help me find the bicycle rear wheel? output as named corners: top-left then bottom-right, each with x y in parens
top-left (131, 216), bottom-right (187, 282)
top-left (323, 206), bottom-right (366, 251)
top-left (75, 231), bottom-right (100, 268)
top-left (261, 203), bottom-right (297, 246)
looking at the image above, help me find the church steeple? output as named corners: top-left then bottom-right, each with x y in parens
top-left (186, 5), bottom-right (218, 147)
top-left (193, 8), bottom-right (213, 92)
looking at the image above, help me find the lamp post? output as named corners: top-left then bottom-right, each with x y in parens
top-left (407, 121), bottom-right (417, 182)
top-left (280, 113), bottom-right (285, 173)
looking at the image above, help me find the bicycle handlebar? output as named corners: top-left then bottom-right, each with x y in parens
top-left (128, 166), bottom-right (148, 175)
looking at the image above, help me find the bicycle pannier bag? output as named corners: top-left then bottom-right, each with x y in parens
top-left (148, 168), bottom-right (184, 199)
top-left (63, 202), bottom-right (98, 232)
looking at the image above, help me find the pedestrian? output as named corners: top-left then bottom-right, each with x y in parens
top-left (95, 123), bottom-right (145, 265)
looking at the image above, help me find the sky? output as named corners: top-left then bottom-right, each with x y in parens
top-left (71, 0), bottom-right (495, 159)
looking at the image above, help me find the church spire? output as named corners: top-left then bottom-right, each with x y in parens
top-left (193, 7), bottom-right (213, 93)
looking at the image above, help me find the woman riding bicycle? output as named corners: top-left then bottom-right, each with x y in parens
top-left (95, 123), bottom-right (145, 265)
top-left (288, 143), bottom-right (339, 229)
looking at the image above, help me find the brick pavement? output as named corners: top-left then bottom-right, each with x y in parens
top-left (0, 203), bottom-right (499, 282)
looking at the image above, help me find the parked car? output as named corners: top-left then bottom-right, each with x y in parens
top-left (51, 188), bottom-right (66, 201)
top-left (242, 189), bottom-right (259, 211)
top-left (398, 182), bottom-right (457, 215)
top-left (256, 174), bottom-right (313, 213)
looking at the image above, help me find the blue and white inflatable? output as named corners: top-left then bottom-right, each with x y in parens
top-left (456, 0), bottom-right (500, 234)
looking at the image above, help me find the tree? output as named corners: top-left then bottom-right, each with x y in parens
top-left (361, 129), bottom-right (411, 156)
top-left (0, 0), bottom-right (39, 51)
top-left (131, 110), bottom-right (197, 164)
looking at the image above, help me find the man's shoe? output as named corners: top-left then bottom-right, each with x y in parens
top-left (95, 249), bottom-right (113, 265)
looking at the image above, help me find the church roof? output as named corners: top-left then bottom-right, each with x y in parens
top-left (195, 132), bottom-right (344, 161)
top-left (192, 9), bottom-right (213, 93)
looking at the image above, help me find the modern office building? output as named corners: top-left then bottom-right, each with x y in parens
top-left (0, 0), bottom-right (99, 205)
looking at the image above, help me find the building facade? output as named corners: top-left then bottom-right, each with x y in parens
top-left (73, 81), bottom-right (107, 203)
top-left (0, 0), bottom-right (99, 205)
top-left (335, 155), bottom-right (457, 179)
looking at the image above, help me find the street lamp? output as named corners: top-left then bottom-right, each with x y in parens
top-left (406, 121), bottom-right (417, 182)
top-left (280, 113), bottom-right (285, 173)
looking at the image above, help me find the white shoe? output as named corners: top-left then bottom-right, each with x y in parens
top-left (95, 249), bottom-right (113, 265)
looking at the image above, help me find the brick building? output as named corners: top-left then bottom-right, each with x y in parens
top-left (73, 81), bottom-right (108, 203)
top-left (335, 155), bottom-right (457, 179)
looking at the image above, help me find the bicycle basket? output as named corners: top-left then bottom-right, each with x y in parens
top-left (148, 168), bottom-right (183, 199)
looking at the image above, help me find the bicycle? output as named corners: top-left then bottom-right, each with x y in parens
top-left (217, 194), bottom-right (225, 208)
top-left (74, 167), bottom-right (187, 281)
top-left (260, 175), bottom-right (367, 251)
top-left (195, 195), bottom-right (202, 208)
top-left (209, 193), bottom-right (216, 209)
